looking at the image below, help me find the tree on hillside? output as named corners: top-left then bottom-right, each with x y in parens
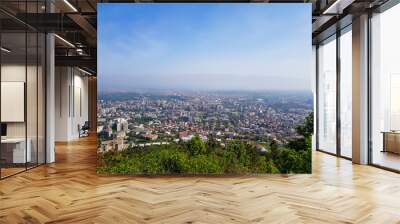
top-left (187, 135), bottom-right (207, 156)
top-left (207, 134), bottom-right (219, 151)
top-left (287, 112), bottom-right (313, 152)
top-left (279, 111), bottom-right (313, 173)
top-left (269, 140), bottom-right (280, 160)
top-left (295, 112), bottom-right (313, 138)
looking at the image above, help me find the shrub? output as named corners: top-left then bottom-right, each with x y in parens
top-left (187, 155), bottom-right (223, 174)
top-left (97, 112), bottom-right (314, 175)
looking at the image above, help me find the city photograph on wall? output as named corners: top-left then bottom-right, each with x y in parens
top-left (97, 3), bottom-right (313, 174)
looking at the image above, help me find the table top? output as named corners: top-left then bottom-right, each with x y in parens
top-left (1, 138), bottom-right (30, 143)
top-left (381, 131), bottom-right (400, 134)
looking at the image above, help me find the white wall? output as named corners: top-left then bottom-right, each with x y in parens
top-left (55, 67), bottom-right (89, 141)
top-left (1, 63), bottom-right (46, 164)
top-left (72, 73), bottom-right (89, 138)
top-left (1, 65), bottom-right (26, 136)
top-left (55, 66), bottom-right (70, 141)
top-left (1, 65), bottom-right (40, 138)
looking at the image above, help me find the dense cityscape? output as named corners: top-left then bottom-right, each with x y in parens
top-left (97, 91), bottom-right (312, 153)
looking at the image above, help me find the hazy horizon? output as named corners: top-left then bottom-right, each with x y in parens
top-left (98, 88), bottom-right (313, 96)
top-left (98, 4), bottom-right (312, 92)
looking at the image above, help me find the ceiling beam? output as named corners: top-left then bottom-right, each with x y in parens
top-left (67, 13), bottom-right (97, 46)
top-left (55, 55), bottom-right (96, 73)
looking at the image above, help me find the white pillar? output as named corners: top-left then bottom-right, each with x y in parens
top-left (352, 14), bottom-right (369, 164)
top-left (46, 32), bottom-right (55, 163)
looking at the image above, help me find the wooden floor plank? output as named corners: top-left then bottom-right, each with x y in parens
top-left (0, 136), bottom-right (400, 223)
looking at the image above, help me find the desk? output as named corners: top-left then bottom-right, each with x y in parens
top-left (382, 131), bottom-right (400, 154)
top-left (1, 138), bottom-right (31, 164)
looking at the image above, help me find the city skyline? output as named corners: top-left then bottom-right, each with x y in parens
top-left (98, 4), bottom-right (312, 92)
top-left (97, 90), bottom-right (313, 174)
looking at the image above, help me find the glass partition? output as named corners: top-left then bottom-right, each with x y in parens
top-left (27, 31), bottom-right (38, 169)
top-left (38, 32), bottom-right (46, 165)
top-left (317, 35), bottom-right (337, 154)
top-left (339, 27), bottom-right (352, 158)
top-left (1, 31), bottom-right (28, 177)
top-left (0, 1), bottom-right (46, 179)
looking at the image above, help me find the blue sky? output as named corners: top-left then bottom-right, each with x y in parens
top-left (98, 3), bottom-right (312, 92)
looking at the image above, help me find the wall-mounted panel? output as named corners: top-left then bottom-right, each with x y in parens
top-left (1, 82), bottom-right (25, 122)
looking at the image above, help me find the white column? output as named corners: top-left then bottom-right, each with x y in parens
top-left (352, 14), bottom-right (369, 164)
top-left (46, 32), bottom-right (55, 163)
top-left (45, 0), bottom-right (56, 163)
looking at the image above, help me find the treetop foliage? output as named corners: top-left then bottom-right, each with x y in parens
top-left (98, 112), bottom-right (313, 174)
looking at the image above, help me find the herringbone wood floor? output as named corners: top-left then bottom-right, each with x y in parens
top-left (1, 136), bottom-right (400, 224)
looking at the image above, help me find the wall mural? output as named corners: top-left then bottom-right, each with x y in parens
top-left (97, 3), bottom-right (313, 174)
